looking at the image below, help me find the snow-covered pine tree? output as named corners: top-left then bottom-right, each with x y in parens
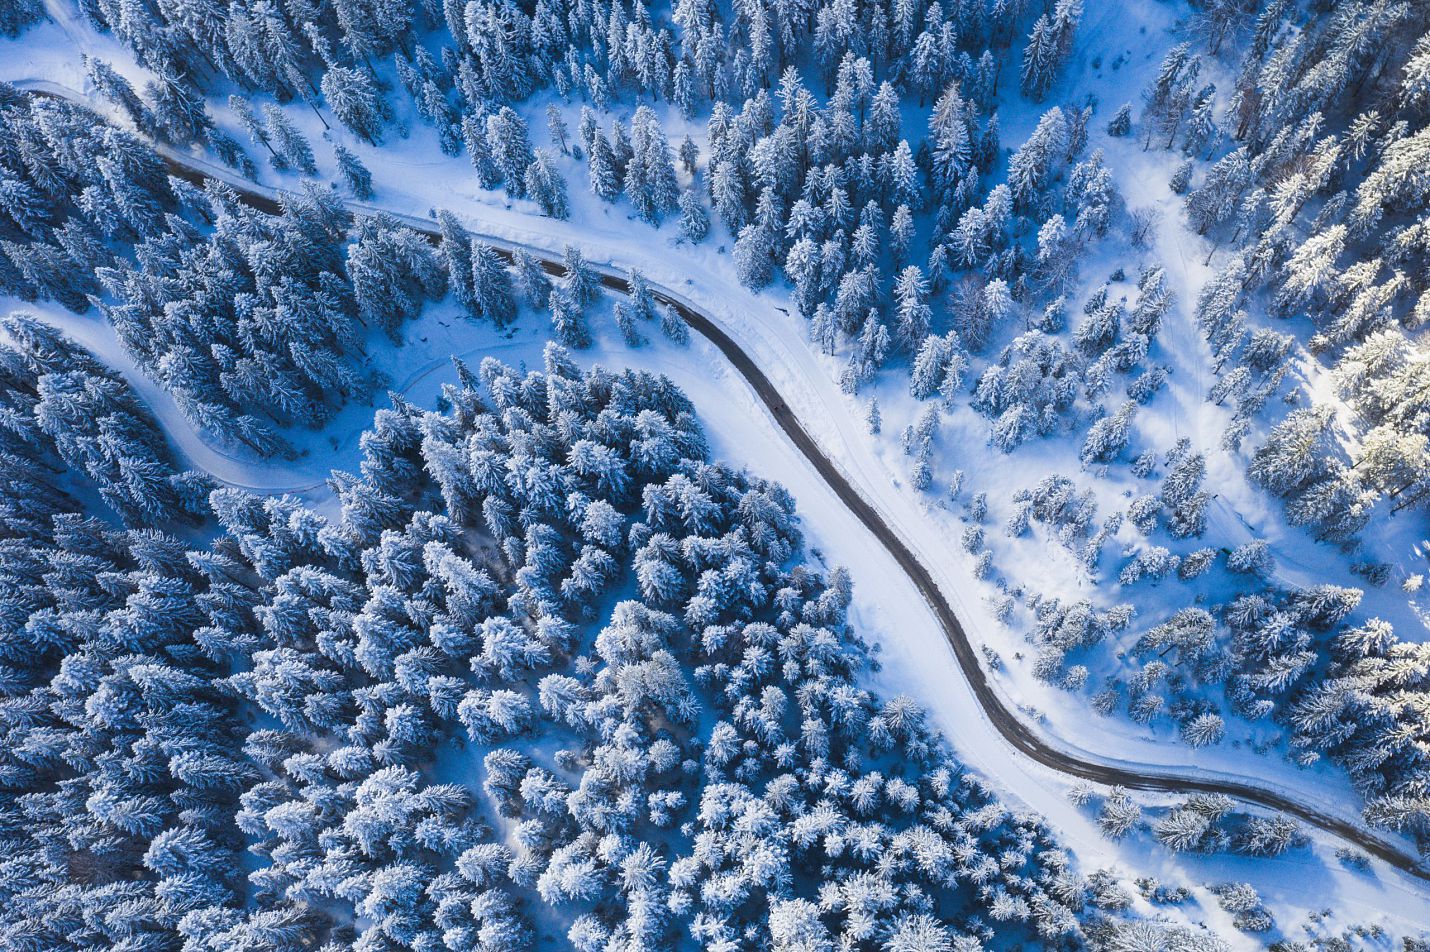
top-left (334, 144), bottom-right (374, 198)
top-left (624, 106), bottom-right (680, 224)
top-left (321, 65), bottom-right (391, 144)
top-left (562, 244), bottom-right (600, 308)
top-left (524, 149), bottom-right (570, 219)
top-left (672, 189), bottom-right (706, 246)
top-left (262, 104), bottom-right (317, 174)
top-left (550, 287), bottom-right (591, 348)
top-left (471, 241), bottom-right (516, 326)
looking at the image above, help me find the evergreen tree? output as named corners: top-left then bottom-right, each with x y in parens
top-left (625, 106), bottom-right (680, 223)
top-left (334, 144), bottom-right (374, 198)
top-left (588, 128), bottom-right (623, 202)
top-left (679, 135), bottom-right (699, 175)
top-left (893, 266), bottom-right (932, 352)
top-left (678, 189), bottom-right (710, 243)
top-left (546, 104), bottom-right (570, 155)
top-left (1107, 103), bottom-right (1133, 137)
top-left (488, 107), bottom-right (536, 197)
top-left (733, 223), bottom-right (776, 288)
top-left (0, 0), bottom-right (41, 35)
top-left (563, 244), bottom-right (600, 308)
top-left (470, 241), bottom-right (517, 326)
top-left (348, 214), bottom-right (447, 339)
top-left (660, 304), bottom-right (689, 345)
top-left (321, 65), bottom-right (390, 143)
top-left (263, 104), bottom-right (317, 174)
top-left (615, 301), bottom-right (646, 347)
top-left (550, 288), bottom-right (591, 348)
top-left (1021, 0), bottom-right (1082, 101)
top-left (525, 150), bottom-right (571, 219)
top-left (1081, 403), bottom-right (1138, 465)
top-left (512, 249), bottom-right (553, 308)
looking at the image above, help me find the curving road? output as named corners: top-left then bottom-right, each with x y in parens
top-left (18, 83), bottom-right (1430, 885)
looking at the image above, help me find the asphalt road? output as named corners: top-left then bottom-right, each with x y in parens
top-left (19, 83), bottom-right (1429, 884)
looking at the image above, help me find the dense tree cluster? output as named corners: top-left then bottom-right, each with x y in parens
top-left (0, 89), bottom-right (454, 457)
top-left (1076, 785), bottom-right (1305, 862)
top-left (1179, 4), bottom-right (1430, 537)
top-left (968, 269), bottom-right (1168, 455)
top-left (918, 0), bottom-right (1430, 847)
top-left (998, 428), bottom-right (1430, 842)
top-left (1026, 595), bottom-right (1134, 689)
top-left (1095, 0), bottom-right (1430, 841)
top-left (16, 348), bottom-right (1201, 943)
top-left (683, 84), bottom-right (1125, 414)
top-left (56, 0), bottom-right (1073, 248)
top-left (68, 0), bottom-right (1071, 140)
top-left (1104, 578), bottom-right (1430, 842)
top-left (51, 0), bottom-right (1111, 438)
top-left (25, 0), bottom-right (1140, 478)
top-left (9, 0), bottom-right (1430, 938)
top-left (0, 331), bottom-right (255, 948)
top-left (196, 350), bottom-right (1169, 948)
top-left (0, 314), bottom-right (1253, 946)
top-left (96, 188), bottom-right (437, 457)
top-left (0, 314), bottom-right (208, 524)
top-left (1290, 615), bottom-right (1430, 840)
top-left (0, 0), bottom-right (40, 36)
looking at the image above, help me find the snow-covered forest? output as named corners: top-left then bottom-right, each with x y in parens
top-left (1, 0), bottom-right (1430, 945)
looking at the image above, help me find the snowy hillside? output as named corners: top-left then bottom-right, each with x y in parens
top-left (0, 0), bottom-right (1428, 947)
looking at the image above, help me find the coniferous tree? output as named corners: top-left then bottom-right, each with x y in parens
top-left (562, 244), bottom-right (600, 308)
top-left (893, 265), bottom-right (932, 352)
top-left (625, 106), bottom-right (680, 223)
top-left (488, 107), bottom-right (536, 198)
top-left (348, 214), bottom-right (447, 339)
top-left (0, 0), bottom-right (40, 35)
top-left (1021, 0), bottom-right (1082, 102)
top-left (471, 241), bottom-right (517, 326)
top-left (524, 150), bottom-right (570, 219)
top-left (334, 144), bottom-right (374, 198)
top-left (546, 104), bottom-right (569, 155)
top-left (263, 104), bottom-right (318, 174)
top-left (678, 189), bottom-right (710, 243)
top-left (1107, 103), bottom-right (1133, 137)
top-left (550, 287), bottom-right (591, 348)
top-left (733, 222), bottom-right (776, 288)
top-left (321, 65), bottom-right (391, 143)
top-left (660, 303), bottom-right (689, 345)
top-left (588, 127), bottom-right (623, 202)
top-left (230, 94), bottom-right (279, 163)
top-left (512, 248), bottom-right (553, 308)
